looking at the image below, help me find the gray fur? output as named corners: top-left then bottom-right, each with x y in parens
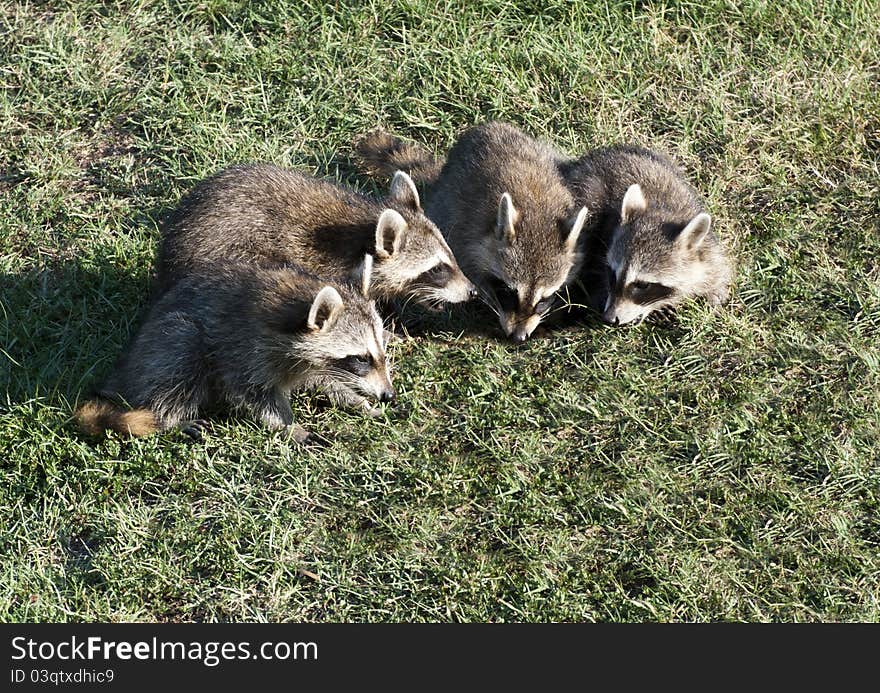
top-left (94, 263), bottom-right (393, 437)
top-left (156, 164), bottom-right (474, 309)
top-left (356, 122), bottom-right (587, 341)
top-left (560, 145), bottom-right (732, 325)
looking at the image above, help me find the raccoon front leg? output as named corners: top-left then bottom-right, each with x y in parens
top-left (254, 392), bottom-right (316, 444)
top-left (179, 418), bottom-right (218, 442)
top-left (238, 388), bottom-right (294, 429)
top-left (235, 388), bottom-right (316, 444)
top-left (705, 282), bottom-right (731, 308)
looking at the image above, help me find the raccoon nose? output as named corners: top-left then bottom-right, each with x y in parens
top-left (468, 286), bottom-right (479, 300)
top-left (511, 329), bottom-right (528, 344)
top-left (380, 389), bottom-right (396, 404)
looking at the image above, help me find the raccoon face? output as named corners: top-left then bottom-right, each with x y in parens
top-left (372, 171), bottom-right (476, 310)
top-left (481, 193), bottom-right (587, 342)
top-left (300, 259), bottom-right (394, 406)
top-left (603, 184), bottom-right (714, 326)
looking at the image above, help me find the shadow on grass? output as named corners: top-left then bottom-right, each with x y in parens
top-left (293, 149), bottom-right (376, 191)
top-left (1, 255), bottom-right (155, 407)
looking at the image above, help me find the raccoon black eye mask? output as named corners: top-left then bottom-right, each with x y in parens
top-left (626, 280), bottom-right (675, 306)
top-left (487, 277), bottom-right (558, 323)
top-left (335, 354), bottom-right (372, 377)
top-left (417, 262), bottom-right (454, 288)
top-left (608, 266), bottom-right (675, 307)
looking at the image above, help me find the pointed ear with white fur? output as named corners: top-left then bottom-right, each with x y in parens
top-left (356, 253), bottom-right (374, 298)
top-left (496, 193), bottom-right (518, 245)
top-left (677, 212), bottom-right (712, 250)
top-left (621, 184), bottom-right (647, 223)
top-left (389, 170), bottom-right (421, 210)
top-left (565, 206), bottom-right (588, 252)
top-left (375, 209), bottom-right (407, 259)
top-left (308, 286), bottom-right (344, 332)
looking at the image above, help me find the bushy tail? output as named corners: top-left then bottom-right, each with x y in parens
top-left (354, 130), bottom-right (444, 184)
top-left (75, 399), bottom-right (159, 438)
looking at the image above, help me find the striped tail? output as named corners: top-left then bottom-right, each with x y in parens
top-left (75, 399), bottom-right (159, 438)
top-left (354, 130), bottom-right (444, 184)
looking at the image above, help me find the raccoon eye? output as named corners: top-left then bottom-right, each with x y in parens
top-left (335, 354), bottom-right (371, 376)
top-left (535, 296), bottom-right (555, 314)
top-left (631, 281), bottom-right (650, 291)
top-left (489, 277), bottom-right (519, 312)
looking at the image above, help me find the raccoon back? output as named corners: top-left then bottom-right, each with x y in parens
top-left (156, 164), bottom-right (381, 290)
top-left (561, 145), bottom-right (705, 232)
top-left (425, 122), bottom-right (575, 268)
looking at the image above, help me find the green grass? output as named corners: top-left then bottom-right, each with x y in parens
top-left (2, 0), bottom-right (879, 622)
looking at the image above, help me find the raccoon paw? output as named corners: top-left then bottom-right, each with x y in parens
top-left (289, 425), bottom-right (329, 448)
top-left (333, 391), bottom-right (381, 417)
top-left (180, 419), bottom-right (212, 442)
top-left (290, 424), bottom-right (315, 446)
top-left (706, 284), bottom-right (731, 307)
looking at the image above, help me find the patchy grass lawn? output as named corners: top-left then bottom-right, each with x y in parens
top-left (1, 0), bottom-right (878, 621)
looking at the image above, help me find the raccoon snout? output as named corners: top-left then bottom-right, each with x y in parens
top-left (379, 389), bottom-right (397, 404)
top-left (601, 308), bottom-right (619, 326)
top-left (510, 328), bottom-right (529, 344)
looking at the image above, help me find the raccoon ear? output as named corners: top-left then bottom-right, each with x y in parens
top-left (496, 193), bottom-right (518, 244)
top-left (678, 212), bottom-right (712, 249)
top-left (389, 170), bottom-right (421, 210)
top-left (308, 286), bottom-right (344, 332)
top-left (565, 206), bottom-right (588, 252)
top-left (356, 253), bottom-right (373, 298)
top-left (375, 209), bottom-right (407, 259)
top-left (621, 184), bottom-right (647, 223)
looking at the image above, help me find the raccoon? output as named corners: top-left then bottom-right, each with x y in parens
top-left (356, 122), bottom-right (588, 342)
top-left (155, 164), bottom-right (476, 311)
top-left (560, 145), bottom-right (732, 325)
top-left (76, 256), bottom-right (393, 442)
